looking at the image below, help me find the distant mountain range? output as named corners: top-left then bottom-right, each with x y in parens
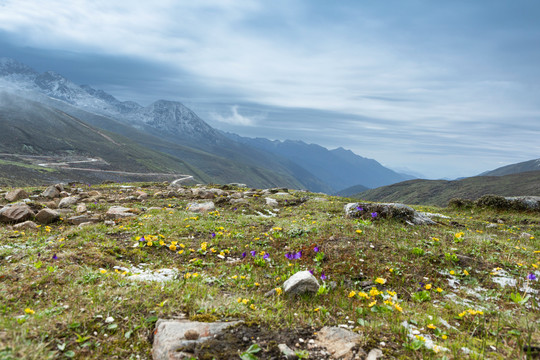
top-left (480, 158), bottom-right (540, 176)
top-left (1, 57), bottom-right (412, 190)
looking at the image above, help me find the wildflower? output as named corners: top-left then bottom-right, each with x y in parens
top-left (242, 299), bottom-right (249, 305)
top-left (250, 304), bottom-right (256, 310)
top-left (355, 229), bottom-right (363, 234)
top-left (231, 275), bottom-right (238, 279)
top-left (458, 311), bottom-right (466, 318)
top-left (52, 254), bottom-right (58, 260)
top-left (242, 252), bottom-right (247, 258)
top-left (348, 291), bottom-right (356, 298)
top-left (394, 303), bottom-right (403, 312)
top-left (147, 241), bottom-right (153, 247)
top-left (211, 232), bottom-right (216, 238)
top-left (455, 232), bottom-right (464, 239)
top-left (371, 212), bottom-right (378, 218)
top-left (240, 276), bottom-right (246, 280)
top-left (178, 250), bottom-right (184, 255)
top-left (320, 272), bottom-right (327, 280)
top-left (294, 251), bottom-right (302, 259)
top-left (369, 288), bottom-right (381, 297)
top-left (237, 298), bottom-right (242, 303)
top-left (442, 334), bottom-right (448, 340)
top-left (432, 237), bottom-right (440, 241)
top-left (169, 244), bottom-right (177, 251)
top-left (139, 236), bottom-right (146, 242)
top-left (314, 246), bottom-right (319, 253)
top-left (184, 273), bottom-right (192, 279)
top-left (263, 253), bottom-right (270, 260)
top-left (201, 242), bottom-right (208, 251)
top-left (427, 324), bottom-right (437, 329)
top-left (24, 308), bottom-right (35, 315)
top-left (100, 269), bottom-right (107, 274)
top-left (358, 291), bottom-right (369, 298)
top-left (250, 250), bottom-right (257, 257)
top-left (386, 290), bottom-right (396, 296)
top-left (425, 284), bottom-right (432, 290)
top-left (449, 270), bottom-right (455, 275)
top-left (375, 277), bottom-right (386, 285)
top-left (356, 206), bottom-right (363, 211)
top-left (313, 307), bottom-right (320, 312)
top-left (463, 270), bottom-right (469, 276)
top-left (275, 288), bottom-right (283, 295)
top-left (436, 287), bottom-right (443, 293)
top-left (528, 273), bottom-right (537, 281)
top-left (368, 300), bottom-right (377, 307)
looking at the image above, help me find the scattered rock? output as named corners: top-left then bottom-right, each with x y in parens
top-left (152, 319), bottom-right (241, 360)
top-left (0, 205), bottom-right (34, 223)
top-left (366, 348), bottom-right (384, 360)
top-left (283, 271), bottom-right (320, 296)
top-left (5, 189), bottom-right (28, 202)
top-left (67, 215), bottom-right (97, 225)
top-left (42, 201), bottom-right (58, 209)
top-left (41, 185), bottom-right (60, 199)
top-left (506, 196), bottom-right (540, 210)
top-left (13, 220), bottom-right (38, 231)
top-left (135, 190), bottom-right (148, 200)
top-left (186, 202), bottom-right (215, 213)
top-left (315, 326), bottom-right (364, 360)
top-left (58, 196), bottom-right (79, 208)
top-left (265, 197), bottom-right (278, 207)
top-left (105, 206), bottom-right (137, 219)
top-left (278, 343), bottom-right (297, 360)
top-left (35, 208), bottom-right (60, 224)
top-left (76, 203), bottom-right (87, 213)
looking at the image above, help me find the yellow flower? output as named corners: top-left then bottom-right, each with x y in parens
top-left (442, 334), bottom-right (448, 340)
top-left (169, 244), bottom-right (177, 251)
top-left (369, 288), bottom-right (381, 297)
top-left (427, 324), bottom-right (436, 329)
top-left (242, 299), bottom-right (249, 305)
top-left (355, 229), bottom-right (363, 234)
top-left (178, 250), bottom-right (184, 255)
top-left (275, 288), bottom-right (283, 296)
top-left (425, 284), bottom-right (432, 290)
top-left (147, 241), bottom-right (153, 246)
top-left (25, 308), bottom-right (35, 315)
top-left (436, 287), bottom-right (443, 293)
top-left (449, 270), bottom-right (455, 275)
top-left (240, 276), bottom-right (246, 280)
top-left (368, 300), bottom-right (377, 307)
top-left (348, 291), bottom-right (356, 298)
top-left (231, 275), bottom-right (238, 279)
top-left (386, 290), bottom-right (396, 296)
top-left (237, 297), bottom-right (242, 303)
top-left (394, 304), bottom-right (403, 312)
top-left (100, 269), bottom-right (107, 274)
top-left (432, 237), bottom-right (439, 241)
top-left (375, 277), bottom-right (386, 285)
top-left (184, 273), bottom-right (192, 279)
top-left (463, 270), bottom-right (469, 276)
top-left (179, 243), bottom-right (185, 248)
top-left (313, 307), bottom-right (320, 312)
top-left (254, 282), bottom-right (260, 286)
top-left (458, 311), bottom-right (466, 317)
top-left (357, 291), bottom-right (369, 299)
top-left (201, 242), bottom-right (208, 251)
top-left (250, 304), bottom-right (256, 310)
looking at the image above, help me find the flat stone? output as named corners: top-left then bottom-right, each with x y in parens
top-left (58, 196), bottom-right (79, 208)
top-left (35, 208), bottom-right (60, 224)
top-left (5, 189), bottom-right (28, 202)
top-left (315, 326), bottom-right (364, 360)
top-left (265, 197), bottom-right (278, 207)
top-left (283, 270), bottom-right (320, 296)
top-left (278, 344), bottom-right (297, 360)
top-left (105, 206), bottom-right (137, 219)
top-left (0, 205), bottom-right (34, 223)
top-left (366, 348), bottom-right (384, 360)
top-left (13, 220), bottom-right (38, 231)
top-left (67, 215), bottom-right (97, 225)
top-left (152, 319), bottom-right (241, 360)
top-left (76, 203), bottom-right (87, 213)
top-left (186, 202), bottom-right (215, 213)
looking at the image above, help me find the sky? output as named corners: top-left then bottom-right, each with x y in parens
top-left (0, 0), bottom-right (539, 179)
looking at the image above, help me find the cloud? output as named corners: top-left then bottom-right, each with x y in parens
top-left (210, 105), bottom-right (261, 126)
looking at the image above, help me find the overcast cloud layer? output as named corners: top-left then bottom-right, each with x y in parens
top-left (0, 0), bottom-right (539, 179)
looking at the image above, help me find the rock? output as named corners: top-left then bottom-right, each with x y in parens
top-left (366, 348), bottom-right (384, 360)
top-left (192, 188), bottom-right (215, 199)
top-left (505, 196), bottom-right (540, 210)
top-left (41, 185), bottom-right (60, 199)
top-left (58, 196), bottom-right (79, 208)
top-left (265, 197), bottom-right (279, 207)
top-left (186, 202), bottom-right (215, 213)
top-left (5, 189), bottom-right (28, 202)
top-left (315, 326), bottom-right (364, 360)
top-left (521, 232), bottom-right (533, 239)
top-left (228, 182), bottom-right (247, 188)
top-left (105, 206), bottom-right (137, 219)
top-left (229, 192), bottom-right (243, 199)
top-left (345, 202), bottom-right (436, 225)
top-left (13, 220), bottom-right (38, 231)
top-left (184, 330), bottom-right (199, 340)
top-left (278, 344), bottom-right (297, 360)
top-left (152, 319), bottom-right (241, 360)
top-left (283, 271), bottom-right (320, 296)
top-left (0, 205), bottom-right (34, 223)
top-left (135, 191), bottom-right (148, 200)
top-left (67, 215), bottom-right (97, 225)
top-left (42, 201), bottom-right (58, 209)
top-left (76, 203), bottom-right (87, 213)
top-left (229, 198), bottom-right (248, 205)
top-left (35, 209), bottom-right (60, 224)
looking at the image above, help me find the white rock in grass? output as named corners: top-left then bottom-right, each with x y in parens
top-left (283, 271), bottom-right (319, 296)
top-left (186, 202), bottom-right (215, 213)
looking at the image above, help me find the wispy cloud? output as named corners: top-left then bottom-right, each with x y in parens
top-left (210, 105), bottom-right (261, 126)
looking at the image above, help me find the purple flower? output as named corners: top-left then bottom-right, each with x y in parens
top-left (314, 246), bottom-right (319, 253)
top-left (233, 207), bottom-right (237, 211)
top-left (285, 252), bottom-right (293, 260)
top-left (263, 253), bottom-right (270, 259)
top-left (294, 251), bottom-right (302, 260)
top-left (139, 236), bottom-right (146, 242)
top-left (52, 254), bottom-right (58, 260)
top-left (242, 252), bottom-right (247, 258)
top-left (320, 272), bottom-right (327, 280)
top-left (250, 250), bottom-right (257, 257)
top-left (528, 273), bottom-right (537, 281)
top-left (211, 232), bottom-right (216, 238)
top-left (309, 269), bottom-right (314, 275)
top-left (371, 212), bottom-right (378, 218)
top-left (356, 206), bottom-right (363, 211)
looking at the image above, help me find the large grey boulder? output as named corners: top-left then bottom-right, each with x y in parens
top-left (505, 196), bottom-right (540, 210)
top-left (345, 202), bottom-right (436, 225)
top-left (152, 318), bottom-right (241, 360)
top-left (42, 185), bottom-right (60, 199)
top-left (0, 205), bottom-right (34, 223)
top-left (35, 208), bottom-right (60, 224)
top-left (283, 270), bottom-right (319, 296)
top-left (5, 189), bottom-right (28, 202)
top-left (105, 206), bottom-right (137, 219)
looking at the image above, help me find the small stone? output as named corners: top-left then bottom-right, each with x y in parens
top-left (13, 220), bottom-right (38, 231)
top-left (5, 189), bottom-right (28, 202)
top-left (58, 196), bottom-right (79, 208)
top-left (315, 326), bottom-right (363, 360)
top-left (186, 202), bottom-right (215, 213)
top-left (76, 203), bottom-right (87, 213)
top-left (265, 197), bottom-right (278, 207)
top-left (42, 185), bottom-right (60, 199)
top-left (278, 344), bottom-right (297, 360)
top-left (105, 206), bottom-right (137, 219)
top-left (366, 348), bottom-right (384, 360)
top-left (283, 271), bottom-right (320, 296)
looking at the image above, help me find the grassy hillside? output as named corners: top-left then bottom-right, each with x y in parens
top-left (1, 182), bottom-right (538, 359)
top-left (481, 158), bottom-right (540, 176)
top-left (355, 171), bottom-right (540, 207)
top-left (334, 183), bottom-right (370, 197)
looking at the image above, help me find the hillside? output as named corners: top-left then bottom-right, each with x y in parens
top-left (333, 183), bottom-right (370, 197)
top-left (480, 158), bottom-right (540, 176)
top-left (354, 170), bottom-right (540, 207)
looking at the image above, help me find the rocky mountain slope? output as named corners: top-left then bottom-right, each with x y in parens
top-left (480, 158), bottom-right (540, 176)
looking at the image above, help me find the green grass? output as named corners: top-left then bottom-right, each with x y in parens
top-left (0, 182), bottom-right (539, 359)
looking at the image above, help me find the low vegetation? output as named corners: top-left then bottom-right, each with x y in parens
top-left (0, 182), bottom-right (539, 359)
